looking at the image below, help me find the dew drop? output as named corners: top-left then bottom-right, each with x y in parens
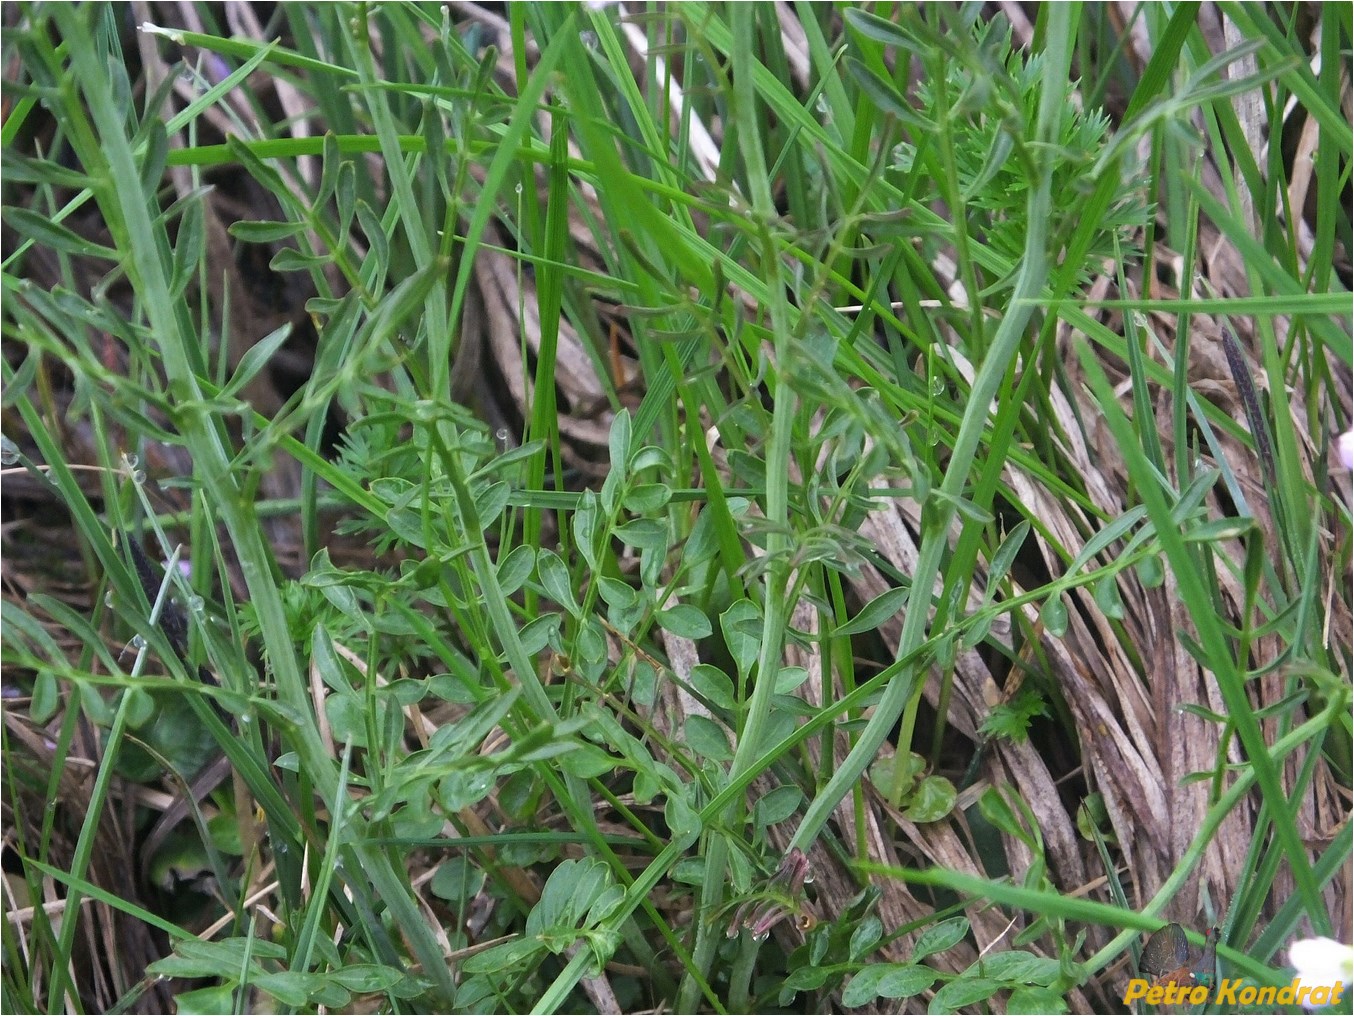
top-left (129, 634), bottom-right (147, 650)
top-left (105, 590), bottom-right (116, 608)
top-left (514, 181), bottom-right (523, 195)
top-left (188, 595), bottom-right (205, 613)
top-left (802, 871), bottom-right (815, 885)
top-left (124, 453), bottom-right (140, 469)
top-left (0, 435), bottom-right (19, 465)
top-left (929, 376), bottom-right (946, 397)
top-left (132, 469), bottom-right (147, 485)
top-left (752, 931), bottom-right (769, 943)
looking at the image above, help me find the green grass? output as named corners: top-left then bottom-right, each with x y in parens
top-left (2, 3), bottom-right (1349, 1013)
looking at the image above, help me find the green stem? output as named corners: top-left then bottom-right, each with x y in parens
top-left (786, 3), bottom-right (1075, 857)
top-left (677, 6), bottom-right (801, 1010)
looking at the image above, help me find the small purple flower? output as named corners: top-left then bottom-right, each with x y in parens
top-left (726, 849), bottom-right (816, 940)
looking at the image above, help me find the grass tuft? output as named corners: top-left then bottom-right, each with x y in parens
top-left (2, 4), bottom-right (1348, 1013)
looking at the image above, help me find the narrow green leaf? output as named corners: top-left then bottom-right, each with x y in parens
top-left (573, 490), bottom-right (600, 572)
top-left (4, 207), bottom-right (119, 259)
top-left (844, 9), bottom-right (914, 48)
top-left (987, 520), bottom-right (1030, 590)
top-left (609, 407), bottom-right (632, 472)
top-left (1040, 594), bottom-right (1069, 637)
top-left (354, 199), bottom-right (390, 290)
top-left (496, 545), bottom-right (535, 596)
top-left (536, 549), bottom-right (578, 617)
top-left (837, 586), bottom-right (909, 636)
top-left (848, 914), bottom-right (884, 961)
top-left (229, 220), bottom-right (307, 242)
top-left (271, 247), bottom-right (333, 271)
top-left (220, 324), bottom-right (293, 401)
top-left (719, 599), bottom-right (761, 676)
top-left (1069, 506), bottom-right (1147, 574)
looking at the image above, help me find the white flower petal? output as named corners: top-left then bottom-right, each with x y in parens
top-left (1290, 936), bottom-right (1354, 984)
top-left (1337, 430), bottom-right (1354, 471)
